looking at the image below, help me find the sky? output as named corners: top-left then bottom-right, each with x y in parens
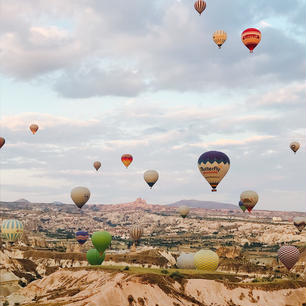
top-left (0, 0), bottom-right (305, 211)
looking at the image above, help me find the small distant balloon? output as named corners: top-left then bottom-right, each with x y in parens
top-left (240, 190), bottom-right (258, 212)
top-left (93, 161), bottom-right (101, 171)
top-left (213, 30), bottom-right (227, 49)
top-left (71, 186), bottom-right (90, 208)
top-left (278, 245), bottom-right (300, 271)
top-left (29, 124), bottom-right (39, 135)
top-left (198, 151), bottom-right (230, 192)
top-left (293, 217), bottom-right (306, 233)
top-left (194, 0), bottom-right (206, 15)
top-left (130, 225), bottom-right (143, 243)
top-left (144, 170), bottom-right (159, 188)
top-left (121, 154), bottom-right (133, 168)
top-left (178, 206), bottom-right (190, 218)
top-left (290, 142), bottom-right (300, 154)
top-left (76, 230), bottom-right (89, 245)
top-left (241, 28), bottom-right (261, 53)
top-left (0, 137), bottom-right (5, 149)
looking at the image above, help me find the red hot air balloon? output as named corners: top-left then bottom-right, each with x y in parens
top-left (194, 0), bottom-right (206, 15)
top-left (29, 124), bottom-right (39, 135)
top-left (121, 154), bottom-right (133, 168)
top-left (278, 246), bottom-right (300, 271)
top-left (241, 28), bottom-right (261, 53)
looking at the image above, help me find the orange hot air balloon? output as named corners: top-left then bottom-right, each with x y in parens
top-left (241, 28), bottom-right (261, 53)
top-left (121, 154), bottom-right (133, 168)
top-left (194, 0), bottom-right (206, 15)
top-left (0, 137), bottom-right (5, 149)
top-left (29, 124), bottom-right (39, 135)
top-left (93, 161), bottom-right (101, 171)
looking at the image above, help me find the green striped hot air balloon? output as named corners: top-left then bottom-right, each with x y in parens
top-left (1, 219), bottom-right (23, 242)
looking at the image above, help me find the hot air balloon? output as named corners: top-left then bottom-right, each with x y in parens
top-left (144, 170), bottom-right (159, 188)
top-left (71, 186), bottom-right (90, 209)
top-left (75, 230), bottom-right (89, 245)
top-left (29, 124), bottom-right (39, 135)
top-left (0, 137), bottom-right (5, 149)
top-left (213, 30), bottom-right (227, 49)
top-left (91, 231), bottom-right (112, 255)
top-left (290, 142), bottom-right (300, 154)
top-left (1, 219), bottom-right (23, 242)
top-left (194, 249), bottom-right (219, 271)
top-left (239, 201), bottom-right (246, 212)
top-left (177, 253), bottom-right (195, 269)
top-left (293, 217), bottom-right (306, 233)
top-left (198, 151), bottom-right (230, 192)
top-left (178, 206), bottom-right (190, 218)
top-left (86, 249), bottom-right (105, 265)
top-left (130, 225), bottom-right (143, 244)
top-left (121, 154), bottom-right (133, 168)
top-left (240, 190), bottom-right (258, 212)
top-left (241, 28), bottom-right (261, 53)
top-left (278, 246), bottom-right (300, 271)
top-left (93, 161), bottom-right (101, 171)
top-left (194, 0), bottom-right (206, 15)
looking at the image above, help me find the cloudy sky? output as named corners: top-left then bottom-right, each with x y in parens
top-left (0, 0), bottom-right (305, 211)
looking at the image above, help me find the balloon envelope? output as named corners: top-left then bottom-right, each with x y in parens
top-left (213, 30), bottom-right (227, 48)
top-left (290, 142), bottom-right (300, 154)
top-left (144, 170), bottom-right (159, 188)
top-left (91, 231), bottom-right (112, 254)
top-left (0, 137), bottom-right (5, 149)
top-left (1, 219), bottom-right (23, 242)
top-left (241, 28), bottom-right (261, 53)
top-left (278, 246), bottom-right (300, 271)
top-left (240, 191), bottom-right (258, 212)
top-left (29, 124), bottom-right (39, 134)
top-left (239, 201), bottom-right (246, 212)
top-left (86, 249), bottom-right (105, 265)
top-left (121, 154), bottom-right (133, 168)
top-left (71, 186), bottom-right (90, 208)
top-left (194, 0), bottom-right (206, 15)
top-left (178, 206), bottom-right (190, 218)
top-left (75, 230), bottom-right (89, 245)
top-left (198, 151), bottom-right (230, 192)
top-left (93, 161), bottom-right (101, 171)
top-left (130, 225), bottom-right (143, 242)
top-left (293, 217), bottom-right (306, 232)
top-left (177, 253), bottom-right (195, 269)
top-left (194, 249), bottom-right (219, 271)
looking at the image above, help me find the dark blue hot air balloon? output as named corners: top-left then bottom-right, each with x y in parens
top-left (76, 230), bottom-right (89, 245)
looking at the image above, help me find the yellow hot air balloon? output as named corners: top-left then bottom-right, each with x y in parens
top-left (290, 142), bottom-right (300, 154)
top-left (29, 124), bottom-right (39, 135)
top-left (93, 161), bottom-right (101, 171)
top-left (71, 186), bottom-right (90, 208)
top-left (121, 154), bottom-right (133, 168)
top-left (1, 219), bottom-right (24, 242)
top-left (213, 30), bottom-right (227, 49)
top-left (144, 170), bottom-right (159, 188)
top-left (178, 206), bottom-right (190, 218)
top-left (194, 249), bottom-right (219, 271)
top-left (240, 190), bottom-right (258, 212)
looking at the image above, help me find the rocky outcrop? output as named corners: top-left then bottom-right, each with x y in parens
top-left (216, 246), bottom-right (242, 259)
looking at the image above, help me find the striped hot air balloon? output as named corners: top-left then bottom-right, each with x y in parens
top-left (241, 28), bottom-right (261, 53)
top-left (194, 0), bottom-right (206, 15)
top-left (278, 246), bottom-right (300, 271)
top-left (121, 154), bottom-right (133, 168)
top-left (76, 230), bottom-right (89, 245)
top-left (213, 30), bottom-right (227, 49)
top-left (198, 151), bottom-right (230, 192)
top-left (194, 249), bottom-right (219, 271)
top-left (130, 225), bottom-right (143, 243)
top-left (1, 219), bottom-right (24, 242)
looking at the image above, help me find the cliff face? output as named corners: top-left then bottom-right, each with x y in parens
top-left (5, 269), bottom-right (306, 306)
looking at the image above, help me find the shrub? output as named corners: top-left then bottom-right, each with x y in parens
top-left (161, 269), bottom-right (168, 274)
top-left (170, 271), bottom-right (184, 281)
top-left (123, 266), bottom-right (129, 271)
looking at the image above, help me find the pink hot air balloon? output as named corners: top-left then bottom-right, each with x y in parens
top-left (278, 246), bottom-right (300, 271)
